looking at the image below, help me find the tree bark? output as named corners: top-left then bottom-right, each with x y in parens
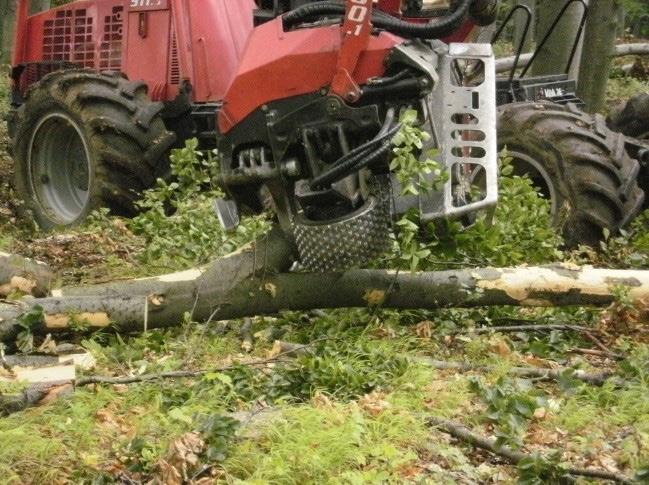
top-left (577, 0), bottom-right (624, 113)
top-left (532, 0), bottom-right (585, 76)
top-left (0, 251), bottom-right (54, 297)
top-left (0, 0), bottom-right (17, 64)
top-left (1, 228), bottom-right (648, 344)
top-left (29, 0), bottom-right (49, 15)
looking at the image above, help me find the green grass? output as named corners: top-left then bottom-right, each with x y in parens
top-left (0, 126), bottom-right (648, 483)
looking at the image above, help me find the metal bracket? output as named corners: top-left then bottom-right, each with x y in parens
top-left (419, 42), bottom-right (499, 221)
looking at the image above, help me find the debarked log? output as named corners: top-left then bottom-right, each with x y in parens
top-left (1, 227), bottom-right (648, 344)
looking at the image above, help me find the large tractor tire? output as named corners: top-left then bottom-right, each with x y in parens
top-left (606, 93), bottom-right (649, 208)
top-left (497, 101), bottom-right (645, 248)
top-left (607, 93), bottom-right (649, 140)
top-left (11, 70), bottom-right (176, 230)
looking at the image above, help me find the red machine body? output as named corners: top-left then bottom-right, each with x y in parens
top-left (12, 0), bottom-right (480, 133)
top-left (13, 0), bottom-right (256, 104)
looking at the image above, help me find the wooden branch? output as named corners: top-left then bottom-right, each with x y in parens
top-left (0, 251), bottom-right (53, 297)
top-left (418, 358), bottom-right (621, 386)
top-left (75, 356), bottom-right (288, 387)
top-left (457, 324), bottom-right (593, 334)
top-left (2, 237), bottom-right (649, 344)
top-left (428, 417), bottom-right (633, 483)
top-left (496, 43), bottom-right (649, 73)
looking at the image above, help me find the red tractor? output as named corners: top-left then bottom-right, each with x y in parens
top-left (8, 0), bottom-right (499, 270)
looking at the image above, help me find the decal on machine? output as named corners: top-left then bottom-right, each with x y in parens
top-left (129, 0), bottom-right (169, 11)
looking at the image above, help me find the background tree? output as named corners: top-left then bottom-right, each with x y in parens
top-left (0, 0), bottom-right (17, 64)
top-left (532, 0), bottom-right (585, 76)
top-left (0, 0), bottom-right (50, 64)
top-left (578, 0), bottom-right (624, 112)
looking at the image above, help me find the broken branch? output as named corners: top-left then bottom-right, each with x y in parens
top-left (496, 43), bottom-right (649, 73)
top-left (456, 324), bottom-right (595, 334)
top-left (418, 358), bottom-right (622, 386)
top-left (428, 417), bottom-right (633, 483)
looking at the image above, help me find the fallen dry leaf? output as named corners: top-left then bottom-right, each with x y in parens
top-left (415, 321), bottom-right (433, 338)
top-left (488, 336), bottom-right (511, 356)
top-left (363, 289), bottom-right (386, 306)
top-left (311, 392), bottom-right (334, 409)
top-left (359, 391), bottom-right (391, 417)
top-left (156, 432), bottom-right (205, 485)
top-left (264, 282), bottom-right (277, 298)
top-left (533, 407), bottom-right (547, 420)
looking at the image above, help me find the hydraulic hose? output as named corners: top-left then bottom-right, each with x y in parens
top-left (283, 0), bottom-right (476, 39)
top-left (309, 108), bottom-right (395, 189)
top-left (310, 122), bottom-right (401, 189)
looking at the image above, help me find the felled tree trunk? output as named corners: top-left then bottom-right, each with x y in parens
top-left (0, 251), bottom-right (53, 297)
top-left (1, 227), bottom-right (648, 344)
top-left (495, 44), bottom-right (649, 74)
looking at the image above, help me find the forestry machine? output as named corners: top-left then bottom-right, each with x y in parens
top-left (9, 0), bottom-right (499, 270)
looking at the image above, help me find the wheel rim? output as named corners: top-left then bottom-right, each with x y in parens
top-left (507, 150), bottom-right (559, 217)
top-left (28, 113), bottom-right (92, 224)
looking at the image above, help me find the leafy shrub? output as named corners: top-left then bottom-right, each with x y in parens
top-left (128, 139), bottom-right (268, 268)
top-left (389, 155), bottom-right (563, 271)
top-left (469, 376), bottom-right (549, 449)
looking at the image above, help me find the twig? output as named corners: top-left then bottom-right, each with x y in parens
top-left (77, 356), bottom-right (291, 386)
top-left (458, 324), bottom-right (594, 334)
top-left (568, 348), bottom-right (626, 360)
top-left (417, 358), bottom-right (623, 387)
top-left (428, 417), bottom-right (633, 484)
top-left (582, 331), bottom-right (627, 359)
top-left (458, 324), bottom-right (627, 360)
top-left (77, 339), bottom-right (327, 387)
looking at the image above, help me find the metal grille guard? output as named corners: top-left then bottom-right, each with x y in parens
top-left (392, 42), bottom-right (498, 221)
top-left (423, 42), bottom-right (498, 220)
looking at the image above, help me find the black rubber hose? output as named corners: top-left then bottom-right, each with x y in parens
top-left (321, 139), bottom-right (394, 188)
top-left (322, 107), bottom-right (395, 174)
top-left (310, 122), bottom-right (401, 189)
top-left (309, 108), bottom-right (395, 189)
top-left (283, 0), bottom-right (475, 39)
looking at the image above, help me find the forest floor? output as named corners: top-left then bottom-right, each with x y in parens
top-left (0, 72), bottom-right (649, 484)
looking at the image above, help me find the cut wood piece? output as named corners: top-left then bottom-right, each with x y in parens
top-left (0, 251), bottom-right (53, 297)
top-left (4, 353), bottom-right (96, 370)
top-left (1, 363), bottom-right (76, 384)
top-left (0, 355), bottom-right (82, 416)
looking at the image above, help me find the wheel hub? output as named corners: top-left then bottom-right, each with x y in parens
top-left (28, 113), bottom-right (92, 224)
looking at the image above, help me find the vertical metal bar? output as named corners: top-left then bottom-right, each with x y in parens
top-left (170, 0), bottom-right (194, 84)
top-left (491, 5), bottom-right (533, 84)
top-left (564, 1), bottom-right (589, 74)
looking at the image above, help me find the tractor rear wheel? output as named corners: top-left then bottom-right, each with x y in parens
top-left (607, 93), bottom-right (649, 140)
top-left (606, 93), bottom-right (649, 208)
top-left (497, 101), bottom-right (645, 247)
top-left (11, 70), bottom-right (175, 229)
